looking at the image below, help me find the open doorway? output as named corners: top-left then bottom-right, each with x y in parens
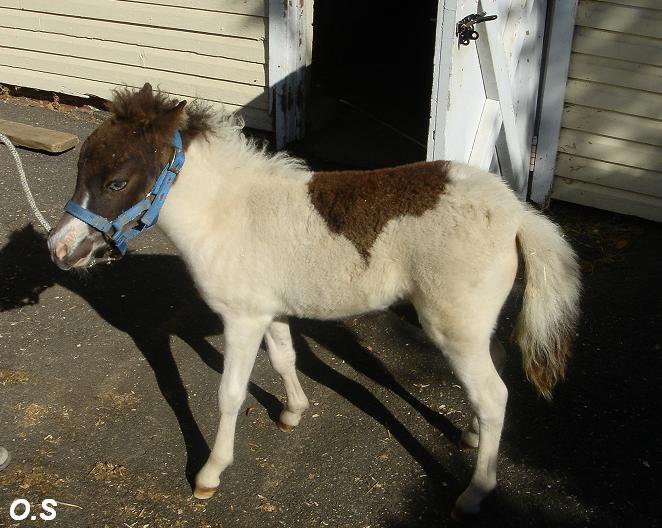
top-left (305, 0), bottom-right (439, 168)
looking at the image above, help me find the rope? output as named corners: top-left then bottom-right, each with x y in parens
top-left (0, 132), bottom-right (52, 232)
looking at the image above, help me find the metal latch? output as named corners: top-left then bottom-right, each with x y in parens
top-left (456, 12), bottom-right (497, 46)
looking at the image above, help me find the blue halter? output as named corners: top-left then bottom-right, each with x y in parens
top-left (64, 130), bottom-right (185, 255)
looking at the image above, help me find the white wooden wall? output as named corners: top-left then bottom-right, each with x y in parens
top-left (552, 0), bottom-right (662, 221)
top-left (0, 0), bottom-right (271, 130)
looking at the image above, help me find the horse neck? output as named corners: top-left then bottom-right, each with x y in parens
top-left (157, 130), bottom-right (309, 257)
top-left (157, 134), bottom-right (244, 254)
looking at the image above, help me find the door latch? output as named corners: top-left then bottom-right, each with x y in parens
top-left (456, 12), bottom-right (497, 46)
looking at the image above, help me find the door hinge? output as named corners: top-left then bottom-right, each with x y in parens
top-left (529, 135), bottom-right (538, 172)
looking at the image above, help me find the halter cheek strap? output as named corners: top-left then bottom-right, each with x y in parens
top-left (64, 129), bottom-right (185, 255)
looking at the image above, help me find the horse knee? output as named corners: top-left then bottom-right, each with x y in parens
top-left (218, 383), bottom-right (247, 415)
top-left (270, 350), bottom-right (295, 375)
top-left (472, 374), bottom-right (507, 421)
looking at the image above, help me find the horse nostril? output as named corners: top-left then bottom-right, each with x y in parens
top-left (55, 243), bottom-right (69, 260)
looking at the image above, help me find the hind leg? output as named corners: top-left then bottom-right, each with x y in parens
top-left (451, 347), bottom-right (507, 517)
top-left (413, 248), bottom-right (516, 515)
top-left (265, 319), bottom-right (309, 431)
top-left (460, 335), bottom-right (507, 450)
top-left (421, 318), bottom-right (508, 516)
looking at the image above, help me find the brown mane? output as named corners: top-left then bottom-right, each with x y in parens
top-left (108, 85), bottom-right (215, 147)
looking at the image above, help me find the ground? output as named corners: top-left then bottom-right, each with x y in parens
top-left (0, 98), bottom-right (660, 528)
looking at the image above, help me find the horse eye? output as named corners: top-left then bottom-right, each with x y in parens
top-left (106, 180), bottom-right (128, 191)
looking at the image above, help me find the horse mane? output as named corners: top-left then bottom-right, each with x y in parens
top-left (108, 86), bottom-right (230, 145)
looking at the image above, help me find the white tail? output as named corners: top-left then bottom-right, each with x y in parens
top-left (514, 207), bottom-right (582, 400)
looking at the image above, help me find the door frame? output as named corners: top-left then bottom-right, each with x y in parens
top-left (268, 0), bottom-right (308, 149)
top-left (529, 0), bottom-right (578, 205)
top-left (427, 0), bottom-right (459, 162)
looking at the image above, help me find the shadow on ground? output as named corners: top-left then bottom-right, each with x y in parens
top-left (1, 197), bottom-right (660, 527)
top-left (1, 224), bottom-right (463, 521)
top-left (387, 202), bottom-right (662, 528)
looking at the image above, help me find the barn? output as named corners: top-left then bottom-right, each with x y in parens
top-left (0, 0), bottom-right (659, 219)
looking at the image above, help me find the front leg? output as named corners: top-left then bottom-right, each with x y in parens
top-left (265, 318), bottom-right (310, 431)
top-left (194, 313), bottom-right (272, 499)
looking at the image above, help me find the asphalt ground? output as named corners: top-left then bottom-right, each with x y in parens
top-left (0, 98), bottom-right (660, 528)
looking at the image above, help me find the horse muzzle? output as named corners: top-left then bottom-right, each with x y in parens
top-left (47, 212), bottom-right (101, 270)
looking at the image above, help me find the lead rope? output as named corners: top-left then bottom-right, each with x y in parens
top-left (0, 132), bottom-right (52, 232)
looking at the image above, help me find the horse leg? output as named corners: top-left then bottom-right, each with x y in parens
top-left (451, 342), bottom-right (508, 518)
top-left (194, 314), bottom-right (271, 499)
top-left (460, 335), bottom-right (507, 450)
top-left (420, 311), bottom-right (508, 517)
top-left (265, 319), bottom-right (310, 432)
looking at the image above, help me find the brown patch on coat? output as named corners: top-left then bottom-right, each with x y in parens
top-left (308, 160), bottom-right (451, 261)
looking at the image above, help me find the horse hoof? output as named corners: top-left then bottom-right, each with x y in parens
top-left (277, 421), bottom-right (295, 433)
top-left (450, 506), bottom-right (475, 524)
top-left (193, 485), bottom-right (217, 500)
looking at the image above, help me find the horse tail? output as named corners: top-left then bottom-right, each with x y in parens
top-left (514, 207), bottom-right (581, 400)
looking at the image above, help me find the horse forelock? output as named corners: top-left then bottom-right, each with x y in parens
top-left (108, 84), bottom-right (229, 148)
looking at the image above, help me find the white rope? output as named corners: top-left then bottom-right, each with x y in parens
top-left (0, 132), bottom-right (52, 232)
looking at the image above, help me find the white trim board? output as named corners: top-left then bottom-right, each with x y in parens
top-left (530, 0), bottom-right (578, 205)
top-left (268, 0), bottom-right (307, 148)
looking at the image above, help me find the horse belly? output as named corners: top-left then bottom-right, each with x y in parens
top-left (278, 246), bottom-right (409, 320)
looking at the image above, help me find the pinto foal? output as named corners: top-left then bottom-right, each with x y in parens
top-left (47, 85), bottom-right (581, 518)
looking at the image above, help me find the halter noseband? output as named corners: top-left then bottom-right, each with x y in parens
top-left (64, 129), bottom-right (185, 255)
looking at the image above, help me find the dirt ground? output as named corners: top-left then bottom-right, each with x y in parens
top-left (1, 98), bottom-right (660, 528)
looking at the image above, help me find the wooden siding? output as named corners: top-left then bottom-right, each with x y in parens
top-left (552, 0), bottom-right (662, 221)
top-left (0, 0), bottom-right (271, 130)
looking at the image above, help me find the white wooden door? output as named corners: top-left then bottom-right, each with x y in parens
top-left (427, 0), bottom-right (547, 196)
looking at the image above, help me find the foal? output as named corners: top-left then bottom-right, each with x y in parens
top-left (47, 85), bottom-right (581, 518)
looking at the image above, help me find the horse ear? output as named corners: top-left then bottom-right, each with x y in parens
top-left (139, 82), bottom-right (153, 96)
top-left (150, 100), bottom-right (187, 131)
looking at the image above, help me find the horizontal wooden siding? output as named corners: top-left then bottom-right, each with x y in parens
top-left (552, 0), bottom-right (662, 221)
top-left (0, 0), bottom-right (271, 130)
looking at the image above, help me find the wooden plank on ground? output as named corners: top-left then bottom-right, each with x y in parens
top-left (0, 119), bottom-right (78, 152)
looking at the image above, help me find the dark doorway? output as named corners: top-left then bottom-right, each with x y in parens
top-left (306, 0), bottom-right (439, 168)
